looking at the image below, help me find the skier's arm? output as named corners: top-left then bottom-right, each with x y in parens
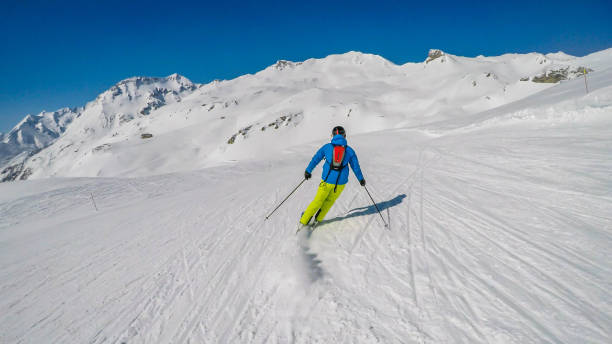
top-left (305, 145), bottom-right (326, 174)
top-left (349, 151), bottom-right (364, 182)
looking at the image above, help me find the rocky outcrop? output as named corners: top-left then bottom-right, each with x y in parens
top-left (532, 67), bottom-right (593, 83)
top-left (260, 112), bottom-right (303, 131)
top-left (92, 143), bottom-right (111, 153)
top-left (1, 162), bottom-right (26, 182)
top-left (140, 88), bottom-right (173, 115)
top-left (273, 60), bottom-right (302, 71)
top-left (227, 126), bottom-right (252, 144)
top-left (0, 152), bottom-right (36, 182)
top-left (228, 112), bottom-right (304, 144)
top-left (425, 49), bottom-right (444, 63)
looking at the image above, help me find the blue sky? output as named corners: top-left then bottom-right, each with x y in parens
top-left (1, 0), bottom-right (611, 133)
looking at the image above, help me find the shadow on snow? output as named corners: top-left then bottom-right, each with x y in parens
top-left (299, 194), bottom-right (406, 282)
top-left (320, 193), bottom-right (406, 225)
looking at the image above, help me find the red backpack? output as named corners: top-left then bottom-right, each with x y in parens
top-left (324, 144), bottom-right (347, 191)
top-left (331, 145), bottom-right (346, 171)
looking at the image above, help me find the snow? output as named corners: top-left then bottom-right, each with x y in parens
top-left (545, 51), bottom-right (576, 61)
top-left (0, 108), bottom-right (77, 167)
top-left (1, 48), bottom-right (611, 343)
top-left (2, 48), bottom-right (609, 181)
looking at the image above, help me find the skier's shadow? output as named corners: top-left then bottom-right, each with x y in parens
top-left (298, 194), bottom-right (405, 282)
top-left (320, 194), bottom-right (406, 225)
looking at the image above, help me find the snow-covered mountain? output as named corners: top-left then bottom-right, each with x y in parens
top-left (2, 55), bottom-right (612, 343)
top-left (1, 48), bottom-right (611, 343)
top-left (0, 107), bottom-right (77, 170)
top-left (2, 48), bottom-right (610, 182)
top-left (1, 73), bottom-right (199, 181)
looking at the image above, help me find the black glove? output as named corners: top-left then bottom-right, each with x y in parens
top-left (305, 171), bottom-right (312, 180)
top-left (360, 179), bottom-right (366, 186)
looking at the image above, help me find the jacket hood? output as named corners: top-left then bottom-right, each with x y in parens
top-left (330, 135), bottom-right (347, 146)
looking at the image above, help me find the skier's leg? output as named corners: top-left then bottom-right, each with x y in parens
top-left (315, 184), bottom-right (345, 222)
top-left (300, 181), bottom-right (332, 225)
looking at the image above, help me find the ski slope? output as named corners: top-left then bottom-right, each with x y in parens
top-left (1, 69), bottom-right (611, 343)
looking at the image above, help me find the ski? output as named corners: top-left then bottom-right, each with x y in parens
top-left (296, 223), bottom-right (307, 234)
top-left (296, 221), bottom-right (319, 235)
top-left (309, 221), bottom-right (320, 232)
top-left (296, 210), bottom-right (320, 235)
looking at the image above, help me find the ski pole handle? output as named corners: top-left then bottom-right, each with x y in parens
top-left (265, 178), bottom-right (307, 220)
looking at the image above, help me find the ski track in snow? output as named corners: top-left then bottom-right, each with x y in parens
top-left (2, 109), bottom-right (612, 341)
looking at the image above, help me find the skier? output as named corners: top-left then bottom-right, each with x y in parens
top-left (299, 126), bottom-right (365, 229)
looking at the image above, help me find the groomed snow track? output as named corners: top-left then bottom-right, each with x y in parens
top-left (1, 123), bottom-right (611, 343)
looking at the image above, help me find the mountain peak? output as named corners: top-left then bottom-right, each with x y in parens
top-left (264, 51), bottom-right (396, 73)
top-left (545, 51), bottom-right (576, 61)
top-left (166, 73), bottom-right (189, 82)
top-left (273, 60), bottom-right (298, 70)
top-left (317, 51), bottom-right (396, 68)
top-left (425, 49), bottom-right (445, 63)
top-left (113, 74), bottom-right (193, 87)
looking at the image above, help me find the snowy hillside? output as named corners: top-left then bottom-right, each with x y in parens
top-left (2, 49), bottom-right (609, 182)
top-left (1, 48), bottom-right (611, 343)
top-left (0, 107), bottom-right (77, 170)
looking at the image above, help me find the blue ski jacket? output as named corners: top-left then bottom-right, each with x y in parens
top-left (306, 135), bottom-right (364, 185)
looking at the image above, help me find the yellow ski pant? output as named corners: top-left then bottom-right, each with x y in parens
top-left (300, 181), bottom-right (345, 225)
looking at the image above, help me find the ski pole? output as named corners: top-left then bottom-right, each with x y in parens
top-left (265, 178), bottom-right (307, 220)
top-left (364, 185), bottom-right (388, 228)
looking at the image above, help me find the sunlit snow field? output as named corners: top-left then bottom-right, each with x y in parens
top-left (1, 51), bottom-right (611, 343)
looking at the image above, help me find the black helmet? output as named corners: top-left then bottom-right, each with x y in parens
top-left (332, 126), bottom-right (346, 137)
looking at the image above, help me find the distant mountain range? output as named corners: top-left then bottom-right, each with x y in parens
top-left (2, 48), bottom-right (611, 182)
